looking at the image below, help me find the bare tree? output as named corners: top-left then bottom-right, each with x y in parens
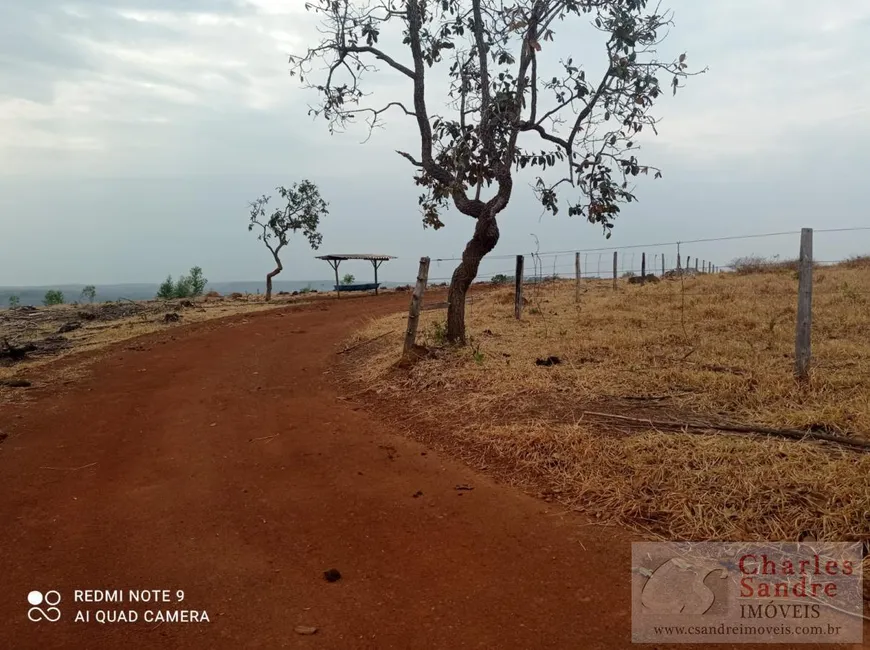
top-left (291, 0), bottom-right (703, 343)
top-left (248, 180), bottom-right (328, 301)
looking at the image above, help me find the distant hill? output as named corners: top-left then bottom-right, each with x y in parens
top-left (0, 280), bottom-right (404, 307)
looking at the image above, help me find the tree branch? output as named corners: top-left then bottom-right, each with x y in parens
top-left (341, 45), bottom-right (416, 78)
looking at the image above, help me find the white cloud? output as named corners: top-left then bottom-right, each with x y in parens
top-left (647, 0), bottom-right (870, 160)
top-left (1, 1), bottom-right (869, 287)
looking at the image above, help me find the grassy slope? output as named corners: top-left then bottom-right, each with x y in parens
top-left (345, 262), bottom-right (870, 544)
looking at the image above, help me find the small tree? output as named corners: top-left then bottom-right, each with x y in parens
top-left (291, 0), bottom-right (702, 343)
top-left (81, 285), bottom-right (97, 303)
top-left (43, 290), bottom-right (64, 306)
top-left (8, 295), bottom-right (20, 308)
top-left (187, 267), bottom-right (208, 297)
top-left (248, 180), bottom-right (329, 301)
top-left (156, 268), bottom-right (207, 299)
top-left (341, 273), bottom-right (356, 285)
top-left (173, 275), bottom-right (193, 298)
top-left (157, 275), bottom-right (176, 299)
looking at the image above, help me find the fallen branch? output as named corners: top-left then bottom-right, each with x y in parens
top-left (250, 434), bottom-right (279, 443)
top-left (39, 462), bottom-right (98, 471)
top-left (338, 331), bottom-right (393, 355)
top-left (582, 411), bottom-right (870, 452)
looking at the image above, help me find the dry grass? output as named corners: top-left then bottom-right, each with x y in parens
top-left (343, 263), bottom-right (870, 545)
top-left (0, 295), bottom-right (303, 396)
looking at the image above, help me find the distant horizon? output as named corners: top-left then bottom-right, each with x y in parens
top-left (0, 279), bottom-right (383, 291)
top-left (0, 278), bottom-right (413, 307)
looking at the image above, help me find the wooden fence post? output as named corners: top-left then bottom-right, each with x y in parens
top-left (641, 252), bottom-right (646, 285)
top-left (695, 258), bottom-right (699, 273)
top-left (795, 228), bottom-right (814, 381)
top-left (514, 255), bottom-right (524, 319)
top-left (612, 251), bottom-right (618, 290)
top-left (662, 255), bottom-right (666, 276)
top-left (574, 252), bottom-right (580, 303)
top-left (402, 256), bottom-right (430, 358)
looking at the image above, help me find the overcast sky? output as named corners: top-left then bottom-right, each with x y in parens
top-left (1, 0), bottom-right (868, 286)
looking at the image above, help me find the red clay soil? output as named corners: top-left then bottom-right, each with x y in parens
top-left (0, 293), bottom-right (863, 650)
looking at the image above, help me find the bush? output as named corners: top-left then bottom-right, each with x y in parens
top-left (8, 295), bottom-right (20, 308)
top-left (187, 266), bottom-right (207, 296)
top-left (341, 273), bottom-right (355, 285)
top-left (43, 290), bottom-right (64, 306)
top-left (157, 275), bottom-right (176, 300)
top-left (173, 275), bottom-right (194, 299)
top-left (427, 320), bottom-right (447, 345)
top-left (490, 274), bottom-right (512, 285)
top-left (156, 267), bottom-right (208, 299)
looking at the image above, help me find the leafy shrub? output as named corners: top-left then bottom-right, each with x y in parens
top-left (43, 290), bottom-right (64, 306)
top-left (426, 320), bottom-right (447, 346)
top-left (157, 275), bottom-right (176, 300)
top-left (156, 267), bottom-right (208, 299)
top-left (173, 275), bottom-right (194, 299)
top-left (491, 274), bottom-right (511, 285)
top-left (187, 266), bottom-right (207, 296)
top-left (341, 273), bottom-right (355, 285)
top-left (8, 295), bottom-right (20, 308)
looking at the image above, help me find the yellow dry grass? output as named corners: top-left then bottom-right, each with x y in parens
top-left (344, 263), bottom-right (870, 545)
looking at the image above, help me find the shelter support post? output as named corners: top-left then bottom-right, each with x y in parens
top-left (371, 259), bottom-right (384, 295)
top-left (328, 259), bottom-right (341, 297)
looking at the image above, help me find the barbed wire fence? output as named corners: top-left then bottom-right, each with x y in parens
top-left (415, 226), bottom-right (870, 377)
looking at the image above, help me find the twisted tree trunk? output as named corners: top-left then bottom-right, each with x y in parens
top-left (446, 213), bottom-right (500, 344)
top-left (265, 255), bottom-right (283, 302)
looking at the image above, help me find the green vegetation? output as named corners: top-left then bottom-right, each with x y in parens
top-left (81, 285), bottom-right (97, 303)
top-left (8, 295), bottom-right (19, 308)
top-left (248, 179), bottom-right (328, 301)
top-left (156, 266), bottom-right (208, 300)
top-left (291, 0), bottom-right (698, 343)
top-left (157, 276), bottom-right (176, 300)
top-left (43, 290), bottom-right (64, 306)
top-left (341, 273), bottom-right (356, 285)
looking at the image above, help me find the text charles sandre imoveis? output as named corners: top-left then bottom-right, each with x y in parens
top-left (737, 552), bottom-right (856, 600)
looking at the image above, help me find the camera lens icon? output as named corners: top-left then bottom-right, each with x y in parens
top-left (27, 590), bottom-right (62, 622)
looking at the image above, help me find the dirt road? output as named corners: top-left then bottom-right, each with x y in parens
top-left (0, 293), bottom-right (862, 649)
